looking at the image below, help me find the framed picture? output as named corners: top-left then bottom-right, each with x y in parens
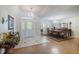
top-left (8, 15), bottom-right (14, 30)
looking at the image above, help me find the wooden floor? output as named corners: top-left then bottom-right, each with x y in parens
top-left (9, 36), bottom-right (79, 54)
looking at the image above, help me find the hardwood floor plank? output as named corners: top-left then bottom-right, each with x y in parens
top-left (9, 36), bottom-right (79, 54)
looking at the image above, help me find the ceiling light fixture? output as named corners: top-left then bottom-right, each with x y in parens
top-left (28, 7), bottom-right (35, 18)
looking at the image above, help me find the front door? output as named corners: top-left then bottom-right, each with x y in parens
top-left (21, 19), bottom-right (33, 38)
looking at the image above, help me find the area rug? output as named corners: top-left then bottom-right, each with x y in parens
top-left (14, 36), bottom-right (49, 49)
top-left (48, 36), bottom-right (74, 42)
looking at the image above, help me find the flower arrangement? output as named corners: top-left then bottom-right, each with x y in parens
top-left (0, 32), bottom-right (20, 45)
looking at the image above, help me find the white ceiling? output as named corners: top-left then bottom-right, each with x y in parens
top-left (19, 5), bottom-right (79, 20)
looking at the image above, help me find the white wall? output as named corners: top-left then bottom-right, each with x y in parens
top-left (0, 5), bottom-right (41, 38)
top-left (0, 5), bottom-right (20, 33)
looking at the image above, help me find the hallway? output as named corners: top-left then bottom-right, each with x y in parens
top-left (0, 5), bottom-right (79, 54)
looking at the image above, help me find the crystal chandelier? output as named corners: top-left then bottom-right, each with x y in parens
top-left (28, 7), bottom-right (35, 18)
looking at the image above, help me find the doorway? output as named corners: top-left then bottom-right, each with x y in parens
top-left (21, 19), bottom-right (33, 38)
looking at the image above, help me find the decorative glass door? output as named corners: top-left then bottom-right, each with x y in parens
top-left (21, 20), bottom-right (33, 38)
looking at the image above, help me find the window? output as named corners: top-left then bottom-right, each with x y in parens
top-left (27, 21), bottom-right (32, 29)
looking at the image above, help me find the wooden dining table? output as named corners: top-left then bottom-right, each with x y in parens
top-left (53, 28), bottom-right (70, 38)
top-left (53, 29), bottom-right (63, 33)
top-left (53, 29), bottom-right (63, 38)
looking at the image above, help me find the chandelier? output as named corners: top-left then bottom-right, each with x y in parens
top-left (28, 7), bottom-right (35, 18)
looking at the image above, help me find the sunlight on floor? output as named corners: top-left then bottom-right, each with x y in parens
top-left (15, 36), bottom-right (49, 49)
